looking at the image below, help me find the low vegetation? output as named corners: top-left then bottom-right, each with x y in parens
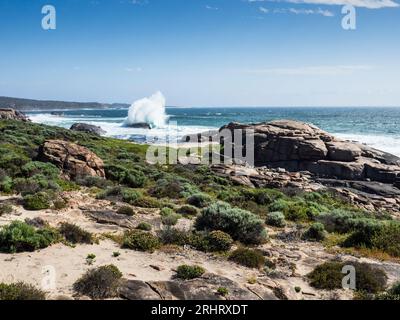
top-left (122, 230), bottom-right (160, 252)
top-left (176, 265), bottom-right (205, 280)
top-left (229, 248), bottom-right (266, 269)
top-left (59, 222), bottom-right (94, 244)
top-left (0, 282), bottom-right (46, 300)
top-left (73, 265), bottom-right (123, 299)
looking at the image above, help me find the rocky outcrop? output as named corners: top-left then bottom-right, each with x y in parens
top-left (38, 140), bottom-right (105, 180)
top-left (0, 108), bottom-right (30, 122)
top-left (221, 120), bottom-right (400, 185)
top-left (70, 123), bottom-right (106, 136)
top-left (125, 122), bottom-right (151, 129)
top-left (118, 273), bottom-right (276, 300)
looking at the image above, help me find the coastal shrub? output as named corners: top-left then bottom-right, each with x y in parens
top-left (117, 205), bottom-right (135, 216)
top-left (229, 248), bottom-right (266, 269)
top-left (0, 203), bottom-right (13, 216)
top-left (195, 201), bottom-right (267, 245)
top-left (0, 282), bottom-right (46, 300)
top-left (206, 230), bottom-right (233, 252)
top-left (53, 198), bottom-right (68, 210)
top-left (149, 177), bottom-right (199, 199)
top-left (158, 227), bottom-right (189, 246)
top-left (21, 161), bottom-right (59, 179)
top-left (187, 193), bottom-right (212, 208)
top-left (284, 202), bottom-right (309, 221)
top-left (130, 196), bottom-right (162, 208)
top-left (308, 261), bottom-right (387, 293)
top-left (96, 186), bottom-right (122, 199)
top-left (59, 222), bottom-right (93, 244)
top-left (265, 212), bottom-right (286, 228)
top-left (217, 287), bottom-right (229, 297)
top-left (136, 222), bottom-right (152, 231)
top-left (160, 207), bottom-right (175, 216)
top-left (105, 164), bottom-right (146, 188)
top-left (0, 221), bottom-right (60, 253)
top-left (316, 209), bottom-right (370, 234)
top-left (343, 221), bottom-right (400, 257)
top-left (268, 199), bottom-right (291, 213)
top-left (0, 176), bottom-right (12, 193)
top-left (176, 265), bottom-right (205, 280)
top-left (375, 282), bottom-right (400, 300)
top-left (177, 205), bottom-right (199, 216)
top-left (73, 265), bottom-right (122, 299)
top-left (302, 223), bottom-right (326, 241)
top-left (161, 214), bottom-right (179, 226)
top-left (76, 175), bottom-right (112, 189)
top-left (23, 192), bottom-right (51, 210)
top-left (121, 188), bottom-right (142, 204)
top-left (122, 230), bottom-right (160, 252)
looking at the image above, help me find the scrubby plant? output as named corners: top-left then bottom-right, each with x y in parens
top-left (130, 196), bottom-right (162, 208)
top-left (122, 230), bottom-right (160, 252)
top-left (374, 282), bottom-right (400, 300)
top-left (187, 193), bottom-right (212, 208)
top-left (0, 176), bottom-right (12, 193)
top-left (195, 201), bottom-right (267, 245)
top-left (177, 205), bottom-right (199, 216)
top-left (73, 265), bottom-right (123, 299)
top-left (117, 205), bottom-right (135, 216)
top-left (0, 221), bottom-right (60, 253)
top-left (308, 261), bottom-right (387, 293)
top-left (121, 188), bottom-right (142, 205)
top-left (105, 164), bottom-right (146, 188)
top-left (158, 227), bottom-right (190, 246)
top-left (217, 287), bottom-right (229, 297)
top-left (150, 177), bottom-right (199, 199)
top-left (59, 222), bottom-right (93, 244)
top-left (21, 161), bottom-right (60, 179)
top-left (76, 175), bottom-right (112, 189)
top-left (161, 214), bottom-right (180, 226)
top-left (136, 222), bottom-right (152, 231)
top-left (206, 230), bottom-right (233, 252)
top-left (23, 192), bottom-right (51, 210)
top-left (160, 207), bottom-right (175, 216)
top-left (176, 265), bottom-right (205, 280)
top-left (53, 198), bottom-right (68, 210)
top-left (229, 248), bottom-right (265, 269)
top-left (266, 212), bottom-right (286, 228)
top-left (0, 282), bottom-right (46, 300)
top-left (302, 223), bottom-right (326, 241)
top-left (0, 203), bottom-right (13, 216)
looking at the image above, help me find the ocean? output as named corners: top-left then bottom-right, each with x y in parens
top-left (27, 107), bottom-right (400, 157)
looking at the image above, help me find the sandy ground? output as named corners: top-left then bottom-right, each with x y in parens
top-left (1, 191), bottom-right (400, 300)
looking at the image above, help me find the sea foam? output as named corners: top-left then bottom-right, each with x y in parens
top-left (124, 91), bottom-right (168, 128)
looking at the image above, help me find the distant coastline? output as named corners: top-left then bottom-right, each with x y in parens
top-left (0, 96), bottom-right (130, 111)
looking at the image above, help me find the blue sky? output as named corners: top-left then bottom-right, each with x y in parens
top-left (0, 0), bottom-right (399, 106)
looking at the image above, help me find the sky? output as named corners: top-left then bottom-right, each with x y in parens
top-left (0, 0), bottom-right (399, 107)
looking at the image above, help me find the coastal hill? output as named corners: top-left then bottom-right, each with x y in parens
top-left (0, 96), bottom-right (129, 111)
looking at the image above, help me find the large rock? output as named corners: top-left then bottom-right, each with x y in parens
top-left (118, 273), bottom-right (275, 300)
top-left (0, 108), bottom-right (30, 122)
top-left (220, 120), bottom-right (400, 184)
top-left (70, 123), bottom-right (106, 136)
top-left (125, 122), bottom-right (151, 129)
top-left (38, 140), bottom-right (105, 179)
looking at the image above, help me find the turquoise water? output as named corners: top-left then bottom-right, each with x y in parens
top-left (27, 107), bottom-right (400, 156)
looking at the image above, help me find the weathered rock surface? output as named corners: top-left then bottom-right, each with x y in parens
top-left (221, 120), bottom-right (400, 185)
top-left (0, 108), bottom-right (30, 122)
top-left (70, 123), bottom-right (106, 136)
top-left (38, 140), bottom-right (105, 179)
top-left (119, 273), bottom-right (274, 300)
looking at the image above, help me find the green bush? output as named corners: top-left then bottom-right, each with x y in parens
top-left (187, 193), bottom-right (212, 208)
top-left (123, 230), bottom-right (160, 252)
top-left (23, 192), bottom-right (51, 210)
top-left (136, 222), bottom-right (152, 231)
top-left (158, 227), bottom-right (189, 246)
top-left (217, 287), bottom-right (229, 297)
top-left (375, 282), bottom-right (400, 300)
top-left (0, 203), bottom-right (13, 216)
top-left (160, 207), bottom-right (175, 216)
top-left (342, 221), bottom-right (400, 257)
top-left (21, 161), bottom-right (60, 179)
top-left (131, 196), bottom-right (162, 208)
top-left (229, 248), bottom-right (266, 269)
top-left (195, 202), bottom-right (267, 245)
top-left (302, 223), bottom-right (326, 241)
top-left (0, 282), bottom-right (46, 300)
top-left (161, 214), bottom-right (180, 226)
top-left (206, 230), bottom-right (233, 252)
top-left (76, 175), bottom-right (112, 189)
top-left (121, 188), bottom-right (142, 205)
top-left (59, 222), bottom-right (93, 244)
top-left (105, 164), bottom-right (146, 188)
top-left (53, 198), bottom-right (68, 210)
top-left (176, 265), bottom-right (205, 280)
top-left (266, 212), bottom-right (286, 228)
top-left (177, 205), bottom-right (199, 216)
top-left (73, 265), bottom-right (122, 299)
top-left (117, 205), bottom-right (135, 216)
top-left (150, 178), bottom-right (198, 199)
top-left (0, 176), bottom-right (12, 193)
top-left (0, 221), bottom-right (60, 253)
top-left (308, 261), bottom-right (387, 293)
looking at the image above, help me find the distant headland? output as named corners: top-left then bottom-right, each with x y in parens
top-left (0, 96), bottom-right (129, 111)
